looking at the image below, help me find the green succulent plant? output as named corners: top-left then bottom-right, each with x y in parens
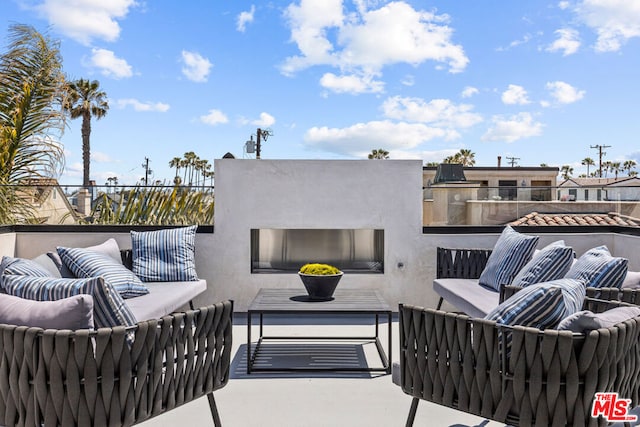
top-left (299, 263), bottom-right (341, 275)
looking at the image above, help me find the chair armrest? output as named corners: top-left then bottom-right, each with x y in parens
top-left (586, 287), bottom-right (640, 305)
top-left (499, 285), bottom-right (523, 303)
top-left (437, 247), bottom-right (492, 279)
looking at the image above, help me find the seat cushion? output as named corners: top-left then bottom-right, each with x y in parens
top-left (125, 279), bottom-right (207, 321)
top-left (131, 226), bottom-right (199, 282)
top-left (511, 241), bottom-right (574, 287)
top-left (478, 226), bottom-right (539, 291)
top-left (433, 278), bottom-right (499, 318)
top-left (565, 246), bottom-right (628, 289)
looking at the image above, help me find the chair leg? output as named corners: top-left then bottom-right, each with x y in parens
top-left (436, 297), bottom-right (443, 310)
top-left (405, 397), bottom-right (419, 427)
top-left (207, 392), bottom-right (222, 427)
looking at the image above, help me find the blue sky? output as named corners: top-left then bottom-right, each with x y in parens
top-left (2, 0), bottom-right (640, 185)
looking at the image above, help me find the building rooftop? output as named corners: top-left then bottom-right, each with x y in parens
top-left (510, 211), bottom-right (640, 227)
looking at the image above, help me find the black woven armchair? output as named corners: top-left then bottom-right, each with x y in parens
top-left (0, 300), bottom-right (233, 427)
top-left (398, 299), bottom-right (640, 427)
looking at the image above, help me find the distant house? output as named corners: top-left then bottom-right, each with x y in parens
top-left (557, 177), bottom-right (640, 201)
top-left (19, 178), bottom-right (79, 224)
top-left (423, 165), bottom-right (559, 201)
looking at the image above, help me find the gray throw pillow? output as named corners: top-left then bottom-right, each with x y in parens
top-left (557, 306), bottom-right (640, 332)
top-left (622, 271), bottom-right (640, 289)
top-left (0, 293), bottom-right (94, 330)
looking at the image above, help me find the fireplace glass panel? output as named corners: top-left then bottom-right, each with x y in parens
top-left (251, 229), bottom-right (384, 274)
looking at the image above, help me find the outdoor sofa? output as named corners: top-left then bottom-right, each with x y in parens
top-left (0, 226), bottom-right (233, 427)
top-left (395, 226), bottom-right (640, 426)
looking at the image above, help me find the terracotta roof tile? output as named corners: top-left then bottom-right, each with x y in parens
top-left (510, 212), bottom-right (640, 227)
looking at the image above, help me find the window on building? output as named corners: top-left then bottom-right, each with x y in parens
top-left (531, 180), bottom-right (551, 201)
top-left (597, 189), bottom-right (602, 201)
top-left (568, 189), bottom-right (577, 201)
top-left (499, 180), bottom-right (517, 200)
top-left (584, 189), bottom-right (589, 200)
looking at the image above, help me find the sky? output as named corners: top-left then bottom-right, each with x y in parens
top-left (1, 0), bottom-right (640, 186)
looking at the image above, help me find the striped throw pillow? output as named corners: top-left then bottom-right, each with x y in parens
top-left (478, 226), bottom-right (539, 291)
top-left (2, 275), bottom-right (137, 331)
top-left (57, 246), bottom-right (149, 299)
top-left (511, 241), bottom-right (574, 287)
top-left (1, 256), bottom-right (51, 278)
top-left (485, 278), bottom-right (585, 328)
top-left (565, 246), bottom-right (628, 289)
top-left (131, 226), bottom-right (198, 282)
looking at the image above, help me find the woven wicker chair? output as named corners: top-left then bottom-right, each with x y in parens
top-left (398, 298), bottom-right (640, 427)
top-left (0, 300), bottom-right (233, 427)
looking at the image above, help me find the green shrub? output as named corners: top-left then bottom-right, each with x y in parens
top-left (299, 263), bottom-right (341, 275)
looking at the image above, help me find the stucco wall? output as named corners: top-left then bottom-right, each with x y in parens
top-left (210, 159), bottom-right (425, 311)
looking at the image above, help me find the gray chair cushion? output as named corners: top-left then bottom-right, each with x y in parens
top-left (433, 278), bottom-right (499, 318)
top-left (125, 279), bottom-right (207, 321)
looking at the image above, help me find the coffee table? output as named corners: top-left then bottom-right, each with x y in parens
top-left (246, 288), bottom-right (392, 374)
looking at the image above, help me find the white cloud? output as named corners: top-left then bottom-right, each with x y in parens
top-left (461, 86), bottom-right (479, 98)
top-left (237, 5), bottom-right (256, 32)
top-left (181, 51), bottom-right (213, 83)
top-left (482, 112), bottom-right (543, 142)
top-left (558, 1), bottom-right (571, 10)
top-left (33, 0), bottom-right (136, 45)
top-left (88, 48), bottom-right (133, 79)
top-left (304, 120), bottom-right (456, 156)
top-left (381, 96), bottom-right (482, 128)
top-left (496, 33), bottom-right (534, 51)
top-left (252, 112), bottom-right (276, 127)
top-left (200, 109), bottom-right (228, 126)
top-left (573, 0), bottom-right (640, 52)
top-left (116, 98), bottom-right (170, 112)
top-left (546, 28), bottom-right (581, 55)
top-left (502, 84), bottom-right (530, 105)
top-left (546, 81), bottom-right (585, 104)
top-left (319, 72), bottom-right (384, 94)
top-left (401, 75), bottom-right (415, 86)
top-left (281, 1), bottom-right (468, 89)
top-left (91, 151), bottom-right (114, 163)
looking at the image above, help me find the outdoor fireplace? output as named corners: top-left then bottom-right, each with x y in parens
top-left (251, 228), bottom-right (384, 274)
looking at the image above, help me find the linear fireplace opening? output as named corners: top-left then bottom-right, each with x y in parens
top-left (251, 228), bottom-right (384, 274)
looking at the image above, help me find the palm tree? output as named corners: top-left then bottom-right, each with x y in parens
top-left (169, 156), bottom-right (182, 179)
top-left (560, 165), bottom-right (573, 180)
top-left (581, 157), bottom-right (595, 177)
top-left (602, 161), bottom-right (612, 177)
top-left (456, 149), bottom-right (476, 166)
top-left (368, 148), bottom-right (389, 159)
top-left (0, 24), bottom-right (66, 223)
top-left (63, 78), bottom-right (109, 188)
top-left (611, 161), bottom-right (622, 179)
top-left (624, 160), bottom-right (637, 176)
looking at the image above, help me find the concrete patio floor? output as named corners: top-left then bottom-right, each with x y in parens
top-left (138, 314), bottom-right (505, 427)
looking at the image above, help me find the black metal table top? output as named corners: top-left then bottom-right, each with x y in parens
top-left (248, 288), bottom-right (391, 314)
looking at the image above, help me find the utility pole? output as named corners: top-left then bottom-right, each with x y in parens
top-left (142, 157), bottom-right (153, 185)
top-left (506, 156), bottom-right (520, 167)
top-left (591, 144), bottom-right (611, 178)
top-left (255, 128), bottom-right (273, 159)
